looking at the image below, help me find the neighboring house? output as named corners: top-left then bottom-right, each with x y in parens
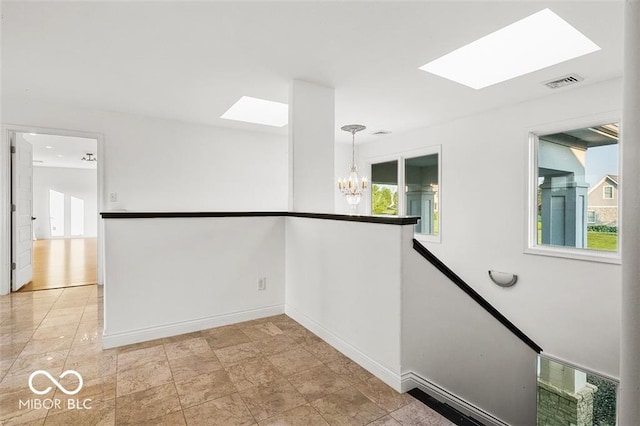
top-left (587, 174), bottom-right (618, 226)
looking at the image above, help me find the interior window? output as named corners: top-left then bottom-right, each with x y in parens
top-left (371, 160), bottom-right (398, 216)
top-left (405, 154), bottom-right (439, 235)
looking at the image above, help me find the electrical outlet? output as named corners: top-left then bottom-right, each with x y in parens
top-left (257, 277), bottom-right (267, 291)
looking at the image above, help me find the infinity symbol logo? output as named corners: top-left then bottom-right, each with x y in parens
top-left (28, 370), bottom-right (84, 395)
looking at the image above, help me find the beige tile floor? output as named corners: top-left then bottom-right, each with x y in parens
top-left (0, 285), bottom-right (454, 426)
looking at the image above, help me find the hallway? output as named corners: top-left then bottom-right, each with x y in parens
top-left (19, 238), bottom-right (97, 292)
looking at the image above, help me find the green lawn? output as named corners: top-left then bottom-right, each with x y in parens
top-left (537, 223), bottom-right (617, 251)
top-left (587, 232), bottom-right (618, 251)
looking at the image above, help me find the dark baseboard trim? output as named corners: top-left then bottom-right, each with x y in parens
top-left (408, 388), bottom-right (485, 426)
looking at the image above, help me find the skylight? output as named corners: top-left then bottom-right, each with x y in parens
top-left (419, 8), bottom-right (601, 90)
top-left (221, 96), bottom-right (288, 127)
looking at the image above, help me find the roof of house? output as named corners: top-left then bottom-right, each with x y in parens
top-left (588, 174), bottom-right (619, 194)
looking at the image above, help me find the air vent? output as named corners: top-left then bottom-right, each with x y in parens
top-left (372, 130), bottom-right (392, 135)
top-left (544, 73), bottom-right (584, 89)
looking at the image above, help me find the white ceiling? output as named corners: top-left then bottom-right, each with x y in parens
top-left (25, 133), bottom-right (98, 170)
top-left (1, 1), bottom-right (624, 144)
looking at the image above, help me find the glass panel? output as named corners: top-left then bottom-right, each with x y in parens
top-left (49, 189), bottom-right (64, 237)
top-left (537, 357), bottom-right (617, 425)
top-left (371, 160), bottom-right (398, 216)
top-left (70, 196), bottom-right (84, 236)
top-left (537, 123), bottom-right (618, 251)
top-left (405, 154), bottom-right (439, 235)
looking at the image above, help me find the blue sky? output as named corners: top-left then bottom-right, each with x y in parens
top-left (586, 144), bottom-right (618, 187)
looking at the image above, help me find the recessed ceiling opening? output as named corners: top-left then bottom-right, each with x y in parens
top-left (419, 8), bottom-right (601, 89)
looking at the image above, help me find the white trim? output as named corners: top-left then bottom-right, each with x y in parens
top-left (285, 303), bottom-right (403, 391)
top-left (0, 130), bottom-right (10, 295)
top-left (524, 245), bottom-right (621, 264)
top-left (538, 353), bottom-right (620, 384)
top-left (603, 185), bottom-right (614, 199)
top-left (525, 113), bottom-right (621, 264)
top-left (401, 371), bottom-right (509, 426)
top-left (526, 111), bottom-right (621, 138)
top-left (1, 124), bottom-right (106, 295)
top-left (103, 304), bottom-right (285, 349)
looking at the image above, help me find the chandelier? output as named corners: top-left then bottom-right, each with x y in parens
top-left (81, 153), bottom-right (97, 162)
top-left (337, 124), bottom-right (368, 211)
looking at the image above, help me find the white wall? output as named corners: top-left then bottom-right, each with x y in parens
top-left (102, 217), bottom-right (285, 347)
top-left (359, 78), bottom-right (623, 379)
top-left (33, 166), bottom-right (98, 239)
top-left (2, 96), bottom-right (289, 212)
top-left (285, 217), bottom-right (404, 389)
top-left (403, 236), bottom-right (537, 425)
top-left (289, 80), bottom-right (335, 213)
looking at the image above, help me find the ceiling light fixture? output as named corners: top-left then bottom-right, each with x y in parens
top-left (337, 124), bottom-right (368, 212)
top-left (82, 153), bottom-right (97, 162)
top-left (221, 96), bottom-right (288, 127)
top-left (419, 8), bottom-right (600, 89)
top-left (45, 145), bottom-right (53, 149)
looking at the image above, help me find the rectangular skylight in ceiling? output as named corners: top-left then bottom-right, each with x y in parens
top-left (419, 8), bottom-right (601, 90)
top-left (221, 96), bottom-right (288, 127)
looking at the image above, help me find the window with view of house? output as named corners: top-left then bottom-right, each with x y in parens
top-left (532, 122), bottom-right (619, 256)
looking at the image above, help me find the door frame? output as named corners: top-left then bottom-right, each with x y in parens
top-left (1, 124), bottom-right (105, 295)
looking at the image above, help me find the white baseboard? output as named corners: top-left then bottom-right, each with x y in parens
top-left (284, 304), bottom-right (402, 392)
top-left (103, 304), bottom-right (284, 349)
top-left (401, 372), bottom-right (508, 426)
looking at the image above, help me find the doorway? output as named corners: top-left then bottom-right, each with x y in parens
top-left (10, 131), bottom-right (99, 291)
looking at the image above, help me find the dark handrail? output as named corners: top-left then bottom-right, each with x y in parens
top-left (100, 211), bottom-right (420, 226)
top-left (412, 239), bottom-right (542, 353)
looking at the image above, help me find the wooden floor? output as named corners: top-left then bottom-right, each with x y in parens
top-left (18, 238), bottom-right (97, 291)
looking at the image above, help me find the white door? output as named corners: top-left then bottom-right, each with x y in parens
top-left (11, 133), bottom-right (34, 291)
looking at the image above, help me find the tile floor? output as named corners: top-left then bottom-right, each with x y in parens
top-left (0, 285), bottom-right (454, 425)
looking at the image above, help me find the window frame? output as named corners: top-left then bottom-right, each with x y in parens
top-left (366, 145), bottom-right (442, 244)
top-left (525, 115), bottom-right (621, 264)
top-left (603, 185), bottom-right (614, 199)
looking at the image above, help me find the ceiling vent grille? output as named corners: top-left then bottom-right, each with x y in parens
top-left (544, 73), bottom-right (584, 89)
